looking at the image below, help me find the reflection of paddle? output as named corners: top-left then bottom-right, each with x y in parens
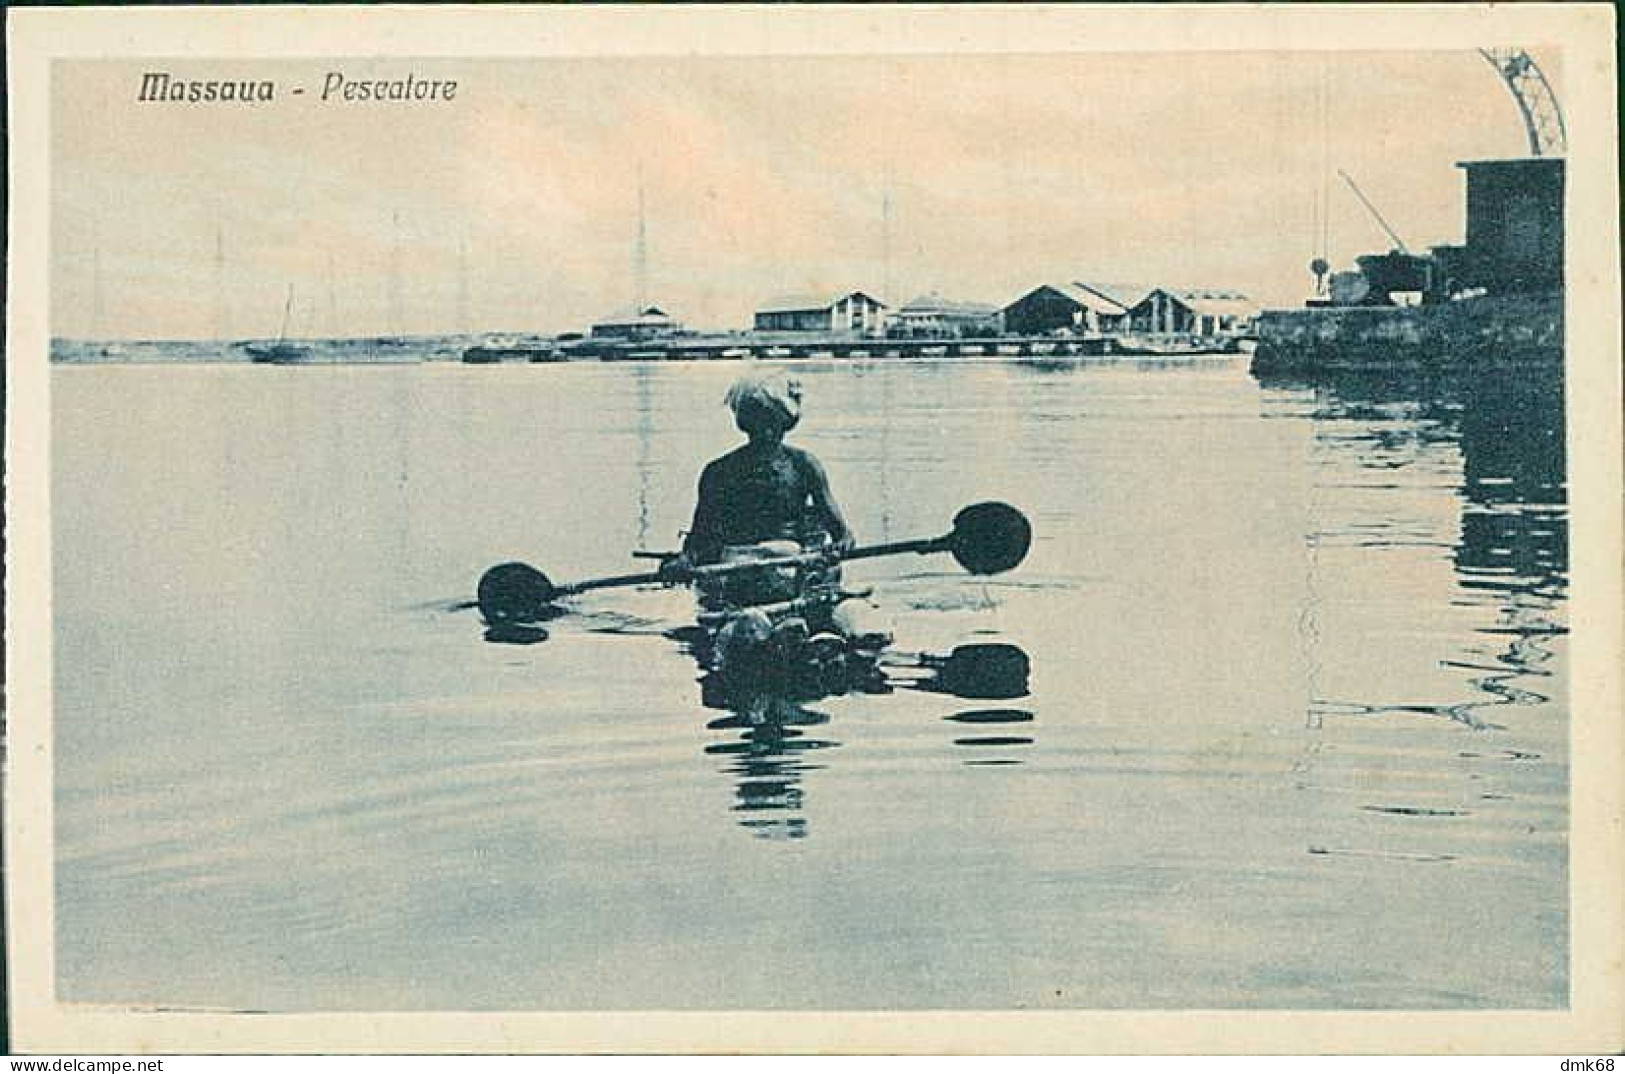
top-left (477, 502), bottom-right (1031, 625)
top-left (884, 643), bottom-right (1031, 700)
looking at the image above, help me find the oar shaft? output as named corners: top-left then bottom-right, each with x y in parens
top-left (544, 528), bottom-right (958, 599)
top-left (479, 502), bottom-right (1025, 620)
top-left (559, 570), bottom-right (664, 596)
top-left (688, 553), bottom-right (822, 579)
top-left (686, 534), bottom-right (947, 579)
top-left (843, 536), bottom-right (948, 562)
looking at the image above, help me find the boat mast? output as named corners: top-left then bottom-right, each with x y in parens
top-left (882, 186), bottom-right (892, 307)
top-left (326, 249), bottom-right (339, 339)
top-left (277, 282), bottom-right (294, 342)
top-left (456, 232), bottom-right (471, 337)
top-left (91, 241), bottom-right (104, 341)
top-left (1311, 58), bottom-right (1331, 297)
top-left (634, 161), bottom-right (649, 313)
top-left (213, 223), bottom-right (227, 341)
top-left (389, 210), bottom-right (405, 338)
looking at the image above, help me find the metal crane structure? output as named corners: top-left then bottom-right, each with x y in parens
top-left (1337, 169), bottom-right (1410, 254)
top-left (1478, 48), bottom-right (1567, 157)
top-left (1300, 49), bottom-right (1568, 307)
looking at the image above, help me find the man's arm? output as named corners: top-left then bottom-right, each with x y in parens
top-left (678, 462), bottom-right (724, 564)
top-left (801, 451), bottom-right (854, 552)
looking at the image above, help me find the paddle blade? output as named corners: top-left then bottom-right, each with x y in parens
top-left (477, 562), bottom-right (558, 624)
top-left (949, 502), bottom-right (1032, 574)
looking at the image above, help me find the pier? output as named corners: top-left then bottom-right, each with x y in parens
top-left (463, 332), bottom-right (1249, 364)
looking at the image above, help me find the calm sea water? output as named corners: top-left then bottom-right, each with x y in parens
top-left (52, 355), bottom-right (1567, 1010)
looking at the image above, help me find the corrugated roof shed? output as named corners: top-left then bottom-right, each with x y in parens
top-left (900, 293), bottom-right (999, 316)
top-left (1073, 281), bottom-right (1156, 312)
top-left (757, 291), bottom-right (887, 315)
top-left (1165, 289), bottom-right (1256, 317)
top-left (593, 305), bottom-right (674, 327)
top-left (1044, 282), bottom-right (1128, 316)
top-left (757, 294), bottom-right (835, 315)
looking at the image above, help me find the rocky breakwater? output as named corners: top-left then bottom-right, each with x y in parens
top-left (1251, 291), bottom-right (1562, 375)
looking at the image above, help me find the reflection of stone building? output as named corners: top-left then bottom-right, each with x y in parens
top-left (1262, 367), bottom-right (1568, 605)
top-left (1451, 368), bottom-right (1568, 597)
top-left (1254, 366), bottom-right (1567, 733)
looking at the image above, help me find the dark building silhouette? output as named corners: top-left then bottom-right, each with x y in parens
top-left (1434, 158), bottom-right (1565, 298)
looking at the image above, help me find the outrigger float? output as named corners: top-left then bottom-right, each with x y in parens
top-left (476, 502), bottom-right (1033, 701)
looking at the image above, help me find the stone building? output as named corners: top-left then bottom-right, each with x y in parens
top-left (754, 292), bottom-right (888, 335)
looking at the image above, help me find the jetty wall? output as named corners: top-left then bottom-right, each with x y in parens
top-left (1250, 292), bottom-right (1562, 375)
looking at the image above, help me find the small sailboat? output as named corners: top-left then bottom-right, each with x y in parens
top-left (244, 284), bottom-right (313, 364)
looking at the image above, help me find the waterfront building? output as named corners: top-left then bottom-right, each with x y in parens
top-left (890, 293), bottom-right (1001, 338)
top-left (591, 306), bottom-right (681, 341)
top-left (1000, 281), bottom-right (1152, 335)
top-left (1076, 282), bottom-right (1155, 323)
top-left (753, 292), bottom-right (888, 335)
top-left (1126, 289), bottom-right (1256, 337)
top-left (1431, 158), bottom-right (1563, 298)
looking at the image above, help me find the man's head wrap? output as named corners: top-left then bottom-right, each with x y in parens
top-left (725, 370), bottom-right (803, 436)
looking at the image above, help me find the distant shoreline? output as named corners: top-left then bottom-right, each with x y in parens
top-left (52, 329), bottom-right (1256, 366)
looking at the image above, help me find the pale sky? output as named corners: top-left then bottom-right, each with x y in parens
top-left (52, 50), bottom-right (1555, 340)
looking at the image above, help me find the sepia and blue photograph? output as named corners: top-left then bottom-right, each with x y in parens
top-left (31, 27), bottom-right (1589, 1027)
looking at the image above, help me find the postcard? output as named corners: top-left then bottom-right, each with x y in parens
top-left (6, 3), bottom-right (1621, 1055)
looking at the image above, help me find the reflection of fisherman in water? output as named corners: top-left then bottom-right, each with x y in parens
top-left (703, 695), bottom-right (839, 841)
top-left (692, 642), bottom-right (1035, 838)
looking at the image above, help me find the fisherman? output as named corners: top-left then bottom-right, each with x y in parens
top-left (662, 370), bottom-right (877, 662)
top-left (663, 370), bottom-right (854, 578)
